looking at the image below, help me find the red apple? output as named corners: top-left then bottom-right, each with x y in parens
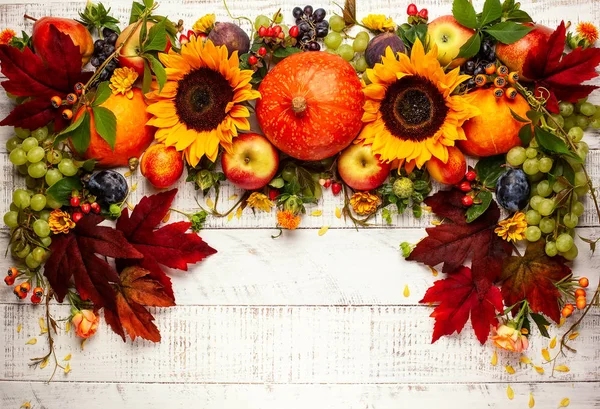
top-left (221, 133), bottom-right (279, 190)
top-left (427, 15), bottom-right (476, 68)
top-left (496, 24), bottom-right (553, 81)
top-left (140, 143), bottom-right (184, 188)
top-left (32, 17), bottom-right (94, 66)
top-left (337, 143), bottom-right (391, 191)
top-left (116, 22), bottom-right (171, 78)
top-left (426, 146), bottom-right (466, 185)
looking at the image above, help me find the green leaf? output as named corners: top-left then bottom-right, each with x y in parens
top-left (480, 0), bottom-right (502, 26)
top-left (452, 0), bottom-right (479, 29)
top-left (93, 81), bottom-right (111, 106)
top-left (81, 159), bottom-right (97, 172)
top-left (145, 54), bottom-right (167, 91)
top-left (46, 177), bottom-right (83, 206)
top-left (142, 59), bottom-right (152, 94)
top-left (501, 0), bottom-right (515, 12)
top-left (92, 106), bottom-right (117, 150)
top-left (139, 16), bottom-right (148, 45)
top-left (526, 110), bottom-right (543, 125)
top-left (534, 127), bottom-right (581, 161)
top-left (509, 108), bottom-right (530, 123)
top-left (475, 154), bottom-right (506, 188)
top-left (273, 46), bottom-right (302, 58)
top-left (556, 158), bottom-right (575, 185)
top-left (530, 313), bottom-right (550, 338)
top-left (506, 9), bottom-right (533, 23)
top-left (55, 110), bottom-right (86, 143)
top-left (483, 21), bottom-right (533, 44)
top-left (69, 111), bottom-right (91, 154)
top-left (518, 124), bottom-right (532, 145)
top-left (466, 190), bottom-right (493, 223)
top-left (129, 1), bottom-right (145, 24)
top-left (143, 17), bottom-right (167, 52)
top-left (143, 0), bottom-right (153, 9)
top-left (457, 32), bottom-right (482, 59)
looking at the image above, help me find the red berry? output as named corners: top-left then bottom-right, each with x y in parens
top-left (187, 30), bottom-right (196, 39)
top-left (266, 27), bottom-right (274, 37)
top-left (20, 282), bottom-right (30, 293)
top-left (4, 275), bottom-right (15, 286)
top-left (289, 25), bottom-right (299, 38)
top-left (407, 4), bottom-right (418, 16)
top-left (258, 46), bottom-right (267, 56)
top-left (91, 202), bottom-right (101, 214)
top-left (277, 32), bottom-right (285, 39)
top-left (33, 287), bottom-right (44, 298)
top-left (81, 203), bottom-right (91, 214)
top-left (465, 170), bottom-right (477, 181)
top-left (459, 181), bottom-right (471, 192)
top-left (273, 25), bottom-right (282, 36)
top-left (248, 55), bottom-right (258, 65)
top-left (268, 189), bottom-right (279, 201)
top-left (258, 26), bottom-right (267, 37)
top-left (50, 96), bottom-right (62, 108)
top-left (579, 277), bottom-right (589, 288)
top-left (179, 34), bottom-right (189, 44)
top-left (418, 8), bottom-right (428, 19)
top-left (72, 212), bottom-right (84, 223)
top-left (331, 183), bottom-right (342, 196)
top-left (70, 196), bottom-right (80, 207)
top-left (66, 93), bottom-right (78, 105)
top-left (31, 294), bottom-right (41, 304)
top-left (62, 109), bottom-right (73, 120)
top-left (461, 195), bottom-right (473, 206)
top-left (324, 179), bottom-right (332, 188)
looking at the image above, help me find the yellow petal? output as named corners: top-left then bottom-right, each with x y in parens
top-left (542, 348), bottom-right (551, 361)
top-left (550, 337), bottom-right (557, 349)
top-left (26, 338), bottom-right (37, 345)
top-left (318, 226), bottom-right (329, 236)
top-left (64, 354), bottom-right (72, 361)
top-left (65, 322), bottom-right (71, 333)
top-left (311, 210), bottom-right (323, 216)
top-left (40, 358), bottom-right (48, 369)
top-left (568, 332), bottom-right (579, 340)
top-left (206, 198), bottom-right (215, 210)
top-left (505, 365), bottom-right (515, 374)
top-left (64, 363), bottom-right (71, 374)
top-left (555, 365), bottom-right (570, 372)
top-left (534, 366), bottom-right (544, 374)
top-left (236, 205), bottom-right (243, 219)
top-left (403, 285), bottom-right (410, 297)
top-left (81, 338), bottom-right (87, 350)
top-left (507, 385), bottom-right (514, 400)
top-left (17, 323), bottom-right (22, 333)
top-left (559, 398), bottom-right (570, 407)
top-left (491, 350), bottom-right (498, 366)
top-left (520, 356), bottom-right (532, 365)
top-left (429, 266), bottom-right (439, 277)
top-left (227, 212), bottom-right (234, 221)
top-left (529, 392), bottom-right (535, 408)
top-left (228, 194), bottom-right (238, 201)
top-left (335, 207), bottom-right (342, 219)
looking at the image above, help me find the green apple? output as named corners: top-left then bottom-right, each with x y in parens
top-left (427, 15), bottom-right (476, 68)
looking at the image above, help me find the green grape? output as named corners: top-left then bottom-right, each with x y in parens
top-left (40, 236), bottom-right (52, 247)
top-left (13, 242), bottom-right (31, 259)
top-left (525, 209), bottom-right (541, 225)
top-left (563, 212), bottom-right (578, 228)
top-left (17, 164), bottom-right (28, 175)
top-left (538, 157), bottom-right (553, 173)
top-left (539, 217), bottom-right (555, 234)
top-left (9, 148), bottom-right (28, 165)
top-left (38, 210), bottom-right (51, 222)
top-left (530, 182), bottom-right (538, 197)
top-left (550, 114), bottom-right (564, 128)
top-left (9, 203), bottom-right (18, 212)
top-left (28, 162), bottom-right (47, 178)
top-left (356, 31), bottom-right (370, 41)
top-left (25, 253), bottom-right (40, 269)
top-left (523, 158), bottom-right (539, 175)
top-left (572, 201), bottom-right (585, 217)
top-left (324, 32), bottom-right (343, 50)
top-left (538, 198), bottom-right (555, 216)
top-left (6, 137), bottom-right (20, 152)
top-left (46, 150), bottom-right (62, 165)
top-left (32, 219), bottom-right (50, 238)
top-left (563, 116), bottom-right (576, 131)
top-left (545, 241), bottom-right (558, 257)
top-left (529, 172), bottom-right (544, 182)
top-left (506, 146), bottom-right (527, 166)
top-left (45, 168), bottom-right (63, 186)
top-left (32, 247), bottom-right (46, 263)
top-left (279, 24), bottom-right (289, 35)
top-left (26, 146), bottom-right (45, 163)
top-left (31, 126), bottom-right (48, 141)
top-left (579, 102), bottom-right (596, 117)
top-left (525, 147), bottom-right (538, 158)
top-left (559, 101), bottom-right (574, 117)
top-left (593, 106), bottom-right (600, 119)
top-left (567, 126), bottom-right (584, 142)
top-left (591, 118), bottom-right (600, 129)
top-left (575, 97), bottom-right (587, 111)
top-left (576, 141), bottom-right (589, 161)
top-left (556, 233), bottom-right (574, 252)
top-left (25, 175), bottom-right (39, 189)
top-left (13, 189), bottom-right (30, 209)
top-left (329, 15), bottom-right (345, 32)
top-left (560, 243), bottom-right (578, 261)
top-left (354, 56), bottom-right (368, 72)
top-left (21, 137), bottom-right (38, 152)
top-left (58, 159), bottom-right (78, 176)
top-left (574, 115), bottom-right (589, 129)
top-left (337, 44), bottom-right (354, 61)
top-left (553, 179), bottom-right (568, 193)
top-left (3, 211), bottom-right (18, 228)
top-left (14, 127), bottom-right (31, 139)
top-left (529, 195), bottom-right (543, 210)
top-left (254, 15), bottom-right (270, 30)
top-left (574, 171), bottom-right (586, 187)
top-left (525, 226), bottom-right (542, 242)
top-left (45, 195), bottom-right (62, 209)
top-left (30, 194), bottom-right (47, 211)
top-left (537, 180), bottom-right (552, 197)
top-left (353, 37), bottom-right (368, 52)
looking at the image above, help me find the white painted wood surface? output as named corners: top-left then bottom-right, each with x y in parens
top-left (0, 0), bottom-right (599, 408)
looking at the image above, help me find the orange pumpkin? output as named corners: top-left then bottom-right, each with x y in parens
top-left (256, 52), bottom-right (364, 161)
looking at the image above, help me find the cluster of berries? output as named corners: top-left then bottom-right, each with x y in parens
top-left (292, 5), bottom-right (329, 51)
top-left (258, 24), bottom-right (286, 42)
top-left (50, 82), bottom-right (85, 121)
top-left (248, 46), bottom-right (268, 66)
top-left (70, 193), bottom-right (101, 223)
top-left (457, 170), bottom-right (478, 207)
top-left (406, 3), bottom-right (428, 20)
top-left (562, 277), bottom-right (590, 317)
top-left (469, 62), bottom-right (520, 100)
top-left (319, 178), bottom-right (342, 195)
top-left (179, 29), bottom-right (205, 45)
top-left (6, 268), bottom-right (44, 304)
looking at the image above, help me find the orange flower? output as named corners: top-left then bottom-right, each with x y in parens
top-left (0, 28), bottom-right (16, 45)
top-left (577, 22), bottom-right (599, 44)
top-left (277, 210), bottom-right (301, 230)
top-left (490, 324), bottom-right (529, 353)
top-left (350, 191), bottom-right (380, 215)
top-left (48, 210), bottom-right (76, 234)
top-left (71, 309), bottom-right (100, 339)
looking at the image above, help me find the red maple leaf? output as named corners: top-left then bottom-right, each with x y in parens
top-left (500, 241), bottom-right (571, 322)
top-left (420, 265), bottom-right (504, 344)
top-left (116, 189), bottom-right (217, 300)
top-left (0, 24), bottom-right (92, 130)
top-left (523, 21), bottom-right (600, 113)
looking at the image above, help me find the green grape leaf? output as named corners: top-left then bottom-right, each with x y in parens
top-left (47, 176), bottom-right (83, 205)
top-left (69, 110), bottom-right (91, 154)
top-left (483, 21), bottom-right (534, 44)
top-left (143, 17), bottom-right (167, 52)
top-left (92, 106), bottom-right (117, 150)
top-left (534, 126), bottom-right (582, 162)
top-left (273, 46), bottom-right (302, 58)
top-left (144, 54), bottom-right (167, 91)
top-left (452, 0), bottom-right (479, 29)
top-left (142, 59), bottom-right (152, 94)
top-left (506, 9), bottom-right (533, 23)
top-left (518, 124), bottom-right (533, 145)
top-left (55, 110), bottom-right (86, 143)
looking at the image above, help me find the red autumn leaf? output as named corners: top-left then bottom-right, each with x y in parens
top-left (44, 215), bottom-right (143, 310)
top-left (407, 189), bottom-right (512, 278)
top-left (104, 266), bottom-right (175, 342)
top-left (523, 21), bottom-right (600, 113)
top-left (0, 24), bottom-right (92, 130)
top-left (500, 241), bottom-right (571, 323)
top-left (420, 265), bottom-right (504, 344)
top-left (116, 189), bottom-right (217, 299)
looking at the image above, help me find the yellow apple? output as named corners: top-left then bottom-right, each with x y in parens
top-left (337, 143), bottom-right (391, 191)
top-left (427, 15), bottom-right (476, 68)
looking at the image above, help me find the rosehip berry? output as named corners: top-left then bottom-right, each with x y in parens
top-left (465, 170), bottom-right (477, 181)
top-left (289, 25), bottom-right (299, 38)
top-left (70, 196), bottom-right (80, 207)
top-left (507, 72), bottom-right (519, 83)
top-left (497, 65), bottom-right (509, 76)
top-left (62, 109), bottom-right (73, 120)
top-left (268, 189), bottom-right (279, 201)
top-left (331, 182), bottom-right (342, 196)
top-left (66, 93), bottom-right (78, 105)
top-left (576, 296), bottom-right (586, 310)
top-left (31, 294), bottom-right (41, 304)
top-left (418, 8), bottom-right (428, 19)
top-left (72, 212), bottom-right (84, 223)
top-left (258, 26), bottom-right (267, 37)
top-left (561, 306), bottom-right (573, 318)
top-left (323, 179), bottom-right (332, 188)
top-left (579, 277), bottom-right (589, 288)
top-left (50, 96), bottom-right (62, 108)
top-left (485, 63), bottom-right (496, 75)
top-left (248, 55), bottom-right (258, 65)
top-left (20, 282), bottom-right (30, 293)
top-left (505, 87), bottom-right (518, 100)
top-left (14, 285), bottom-right (26, 299)
top-left (575, 288), bottom-right (586, 298)
top-left (33, 287), bottom-right (44, 298)
top-left (4, 275), bottom-right (15, 286)
top-left (80, 203), bottom-right (91, 214)
top-left (90, 202), bottom-right (101, 214)
top-left (459, 181), bottom-right (472, 192)
top-left (258, 46), bottom-right (267, 56)
top-left (461, 195), bottom-right (473, 206)
top-left (7, 267), bottom-right (17, 277)
top-left (407, 3), bottom-right (418, 16)
top-left (74, 82), bottom-right (85, 93)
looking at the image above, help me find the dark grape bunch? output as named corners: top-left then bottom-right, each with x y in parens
top-left (292, 5), bottom-right (329, 51)
top-left (460, 38), bottom-right (496, 89)
top-left (90, 27), bottom-right (120, 81)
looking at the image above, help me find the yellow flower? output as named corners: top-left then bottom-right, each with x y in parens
top-left (277, 210), bottom-right (301, 230)
top-left (357, 39), bottom-right (480, 169)
top-left (495, 212), bottom-right (527, 242)
top-left (48, 210), bottom-right (76, 234)
top-left (193, 14), bottom-right (216, 34)
top-left (350, 191), bottom-right (380, 215)
top-left (146, 38), bottom-right (261, 167)
top-left (108, 67), bottom-right (138, 99)
top-left (0, 28), bottom-right (16, 45)
top-left (576, 21), bottom-right (598, 44)
top-left (246, 192), bottom-right (274, 213)
top-left (362, 14), bottom-right (395, 32)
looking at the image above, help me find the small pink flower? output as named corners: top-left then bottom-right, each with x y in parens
top-left (72, 309), bottom-right (100, 339)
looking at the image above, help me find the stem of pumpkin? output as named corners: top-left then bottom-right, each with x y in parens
top-left (291, 96), bottom-right (307, 115)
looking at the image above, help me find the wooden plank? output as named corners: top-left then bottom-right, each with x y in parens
top-left (0, 381), bottom-right (596, 409)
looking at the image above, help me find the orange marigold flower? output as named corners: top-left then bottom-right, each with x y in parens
top-left (72, 309), bottom-right (100, 339)
top-left (577, 21), bottom-right (599, 45)
top-left (494, 212), bottom-right (527, 242)
top-left (109, 67), bottom-right (138, 99)
top-left (277, 210), bottom-right (301, 230)
top-left (350, 191), bottom-right (380, 216)
top-left (0, 28), bottom-right (16, 45)
top-left (48, 209), bottom-right (76, 234)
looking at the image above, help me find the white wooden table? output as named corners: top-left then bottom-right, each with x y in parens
top-left (0, 0), bottom-right (599, 407)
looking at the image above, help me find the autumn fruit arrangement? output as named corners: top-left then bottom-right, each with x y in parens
top-left (0, 0), bottom-right (598, 385)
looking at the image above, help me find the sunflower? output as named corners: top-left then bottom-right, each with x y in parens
top-left (146, 37), bottom-right (260, 166)
top-left (357, 39), bottom-right (480, 168)
top-left (193, 14), bottom-right (216, 34)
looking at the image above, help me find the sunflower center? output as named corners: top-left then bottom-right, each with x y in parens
top-left (380, 75), bottom-right (448, 141)
top-left (175, 67), bottom-right (234, 132)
